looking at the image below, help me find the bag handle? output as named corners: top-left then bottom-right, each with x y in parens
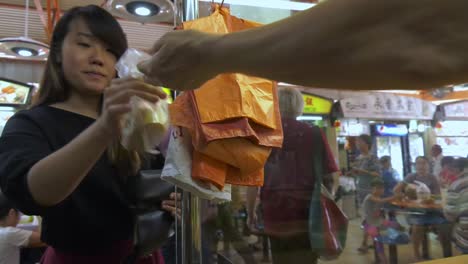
top-left (311, 126), bottom-right (325, 199)
top-left (211, 0), bottom-right (225, 8)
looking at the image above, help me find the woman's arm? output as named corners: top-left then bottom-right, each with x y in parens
top-left (27, 122), bottom-right (113, 206)
top-left (369, 195), bottom-right (397, 203)
top-left (352, 168), bottom-right (380, 177)
top-left (393, 182), bottom-right (407, 194)
top-left (28, 79), bottom-right (165, 206)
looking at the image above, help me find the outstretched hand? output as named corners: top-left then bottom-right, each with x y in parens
top-left (138, 30), bottom-right (222, 91)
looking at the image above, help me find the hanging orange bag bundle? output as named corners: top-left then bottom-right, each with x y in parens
top-left (168, 5), bottom-right (283, 191)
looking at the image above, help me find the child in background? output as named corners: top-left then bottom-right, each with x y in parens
top-left (379, 156), bottom-right (400, 198)
top-left (361, 178), bottom-right (400, 263)
top-left (0, 192), bottom-right (44, 264)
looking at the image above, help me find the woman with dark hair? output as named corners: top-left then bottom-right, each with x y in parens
top-left (350, 134), bottom-right (381, 253)
top-left (351, 134), bottom-right (381, 205)
top-left (394, 156), bottom-right (443, 261)
top-left (0, 5), bottom-right (177, 263)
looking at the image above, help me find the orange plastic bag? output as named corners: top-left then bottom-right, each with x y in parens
top-left (169, 92), bottom-right (268, 187)
top-left (183, 6), bottom-right (277, 130)
top-left (191, 151), bottom-right (264, 189)
top-left (166, 5), bottom-right (284, 189)
top-left (169, 92), bottom-right (271, 175)
top-left (188, 86), bottom-right (283, 149)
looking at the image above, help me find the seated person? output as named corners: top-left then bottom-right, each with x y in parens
top-left (440, 156), bottom-right (457, 187)
top-left (0, 192), bottom-right (44, 264)
top-left (362, 178), bottom-right (400, 263)
top-left (444, 158), bottom-right (468, 254)
top-left (394, 156), bottom-right (442, 261)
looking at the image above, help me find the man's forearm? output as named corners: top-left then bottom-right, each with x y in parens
top-left (215, 0), bottom-right (468, 90)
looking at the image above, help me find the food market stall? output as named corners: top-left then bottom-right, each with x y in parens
top-left (0, 77), bottom-right (33, 134)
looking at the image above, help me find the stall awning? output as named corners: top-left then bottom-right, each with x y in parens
top-left (338, 93), bottom-right (436, 120)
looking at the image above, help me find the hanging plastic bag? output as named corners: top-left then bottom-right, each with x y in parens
top-left (183, 6), bottom-right (277, 129)
top-left (161, 5), bottom-right (283, 189)
top-left (161, 126), bottom-right (231, 202)
top-left (115, 48), bottom-right (169, 153)
top-left (414, 180), bottom-right (432, 200)
top-left (191, 150), bottom-right (265, 190)
top-left (169, 92), bottom-right (268, 188)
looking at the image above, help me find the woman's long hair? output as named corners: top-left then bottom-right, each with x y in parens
top-left (34, 5), bottom-right (127, 106)
top-left (35, 5), bottom-right (140, 177)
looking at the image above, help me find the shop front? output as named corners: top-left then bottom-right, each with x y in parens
top-left (297, 92), bottom-right (333, 127)
top-left (296, 92), bottom-right (339, 152)
top-left (335, 93), bottom-right (437, 178)
top-left (0, 77), bottom-right (33, 134)
top-left (435, 100), bottom-right (468, 158)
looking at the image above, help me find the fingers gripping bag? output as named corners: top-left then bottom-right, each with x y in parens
top-left (115, 48), bottom-right (169, 154)
top-left (161, 126), bottom-right (231, 202)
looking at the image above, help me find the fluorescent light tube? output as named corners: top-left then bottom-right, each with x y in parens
top-left (297, 115), bottom-right (323, 121)
top-left (199, 0), bottom-right (316, 11)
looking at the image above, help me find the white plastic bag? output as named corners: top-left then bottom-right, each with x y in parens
top-left (115, 48), bottom-right (151, 80)
top-left (339, 176), bottom-right (356, 193)
top-left (414, 180), bottom-right (431, 200)
top-left (115, 48), bottom-right (169, 153)
top-left (161, 127), bottom-right (231, 202)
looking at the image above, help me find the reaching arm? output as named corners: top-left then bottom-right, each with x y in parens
top-left (393, 182), bottom-right (407, 194)
top-left (217, 0), bottom-right (468, 90)
top-left (353, 168), bottom-right (380, 177)
top-left (142, 0), bottom-right (468, 91)
top-left (369, 195), bottom-right (396, 204)
top-left (28, 79), bottom-right (165, 207)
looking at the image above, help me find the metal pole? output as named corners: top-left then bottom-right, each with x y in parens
top-left (173, 0), bottom-right (184, 27)
top-left (181, 192), bottom-right (192, 264)
top-left (183, 0), bottom-right (199, 21)
top-left (179, 2), bottom-right (200, 263)
top-left (190, 195), bottom-right (202, 264)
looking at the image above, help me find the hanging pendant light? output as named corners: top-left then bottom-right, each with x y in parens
top-left (105, 0), bottom-right (175, 24)
top-left (0, 0), bottom-right (49, 61)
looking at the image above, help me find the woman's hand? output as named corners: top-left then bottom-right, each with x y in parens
top-left (95, 77), bottom-right (167, 138)
top-left (162, 192), bottom-right (182, 220)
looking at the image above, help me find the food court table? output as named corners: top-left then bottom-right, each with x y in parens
top-left (388, 200), bottom-right (452, 259)
top-left (415, 255), bottom-right (468, 264)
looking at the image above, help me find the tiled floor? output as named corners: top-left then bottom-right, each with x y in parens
top-left (321, 218), bottom-right (461, 264)
top-left (222, 217), bottom-right (463, 264)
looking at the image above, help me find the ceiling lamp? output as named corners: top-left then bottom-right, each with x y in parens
top-left (0, 0), bottom-right (49, 61)
top-left (106, 0), bottom-right (175, 24)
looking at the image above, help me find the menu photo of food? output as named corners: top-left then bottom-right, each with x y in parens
top-left (0, 79), bottom-right (32, 105)
top-left (0, 110), bottom-right (14, 135)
